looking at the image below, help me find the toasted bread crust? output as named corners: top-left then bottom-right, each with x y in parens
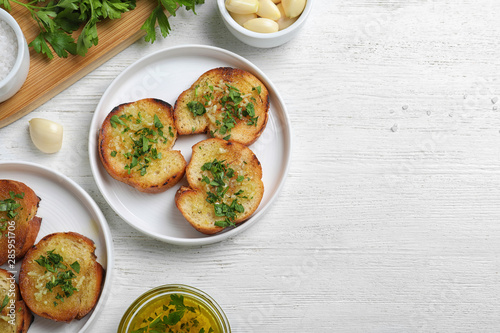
top-left (0, 180), bottom-right (41, 265)
top-left (174, 67), bottom-right (270, 146)
top-left (19, 232), bottom-right (104, 323)
top-left (175, 138), bottom-right (264, 234)
top-left (0, 269), bottom-right (33, 333)
top-left (98, 98), bottom-right (187, 193)
top-left (16, 216), bottom-right (42, 261)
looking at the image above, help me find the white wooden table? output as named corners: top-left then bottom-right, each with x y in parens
top-left (2, 0), bottom-right (500, 331)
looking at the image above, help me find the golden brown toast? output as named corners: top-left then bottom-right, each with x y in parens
top-left (0, 180), bottom-right (41, 265)
top-left (98, 98), bottom-right (187, 193)
top-left (174, 67), bottom-right (270, 146)
top-left (0, 269), bottom-right (33, 333)
top-left (175, 138), bottom-right (264, 234)
top-left (16, 216), bottom-right (42, 261)
top-left (19, 232), bottom-right (104, 322)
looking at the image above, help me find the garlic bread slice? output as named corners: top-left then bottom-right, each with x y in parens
top-left (0, 179), bottom-right (41, 265)
top-left (19, 232), bottom-right (104, 323)
top-left (174, 67), bottom-right (269, 146)
top-left (98, 98), bottom-right (186, 193)
top-left (0, 268), bottom-right (33, 333)
top-left (175, 138), bottom-right (264, 234)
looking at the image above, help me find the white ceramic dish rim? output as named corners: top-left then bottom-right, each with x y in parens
top-left (0, 8), bottom-right (26, 89)
top-left (217, 0), bottom-right (313, 39)
top-left (0, 161), bottom-right (114, 333)
top-left (88, 44), bottom-right (292, 246)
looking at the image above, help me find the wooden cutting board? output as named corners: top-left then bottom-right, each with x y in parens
top-left (0, 1), bottom-right (168, 128)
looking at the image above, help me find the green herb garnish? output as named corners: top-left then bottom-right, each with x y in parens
top-left (0, 295), bottom-right (9, 312)
top-left (0, 0), bottom-right (205, 59)
top-left (110, 115), bottom-right (127, 129)
top-left (131, 294), bottom-right (212, 333)
top-left (187, 81), bottom-right (260, 137)
top-left (201, 159), bottom-right (245, 228)
top-left (187, 101), bottom-right (207, 116)
top-left (217, 83), bottom-right (259, 134)
top-left (110, 112), bottom-right (167, 176)
top-left (0, 191), bottom-right (24, 221)
top-left (35, 250), bottom-right (80, 306)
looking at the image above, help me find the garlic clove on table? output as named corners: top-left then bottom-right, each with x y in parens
top-left (29, 118), bottom-right (63, 153)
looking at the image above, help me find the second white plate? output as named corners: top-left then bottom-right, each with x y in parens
top-left (0, 161), bottom-right (113, 333)
top-left (89, 45), bottom-right (291, 246)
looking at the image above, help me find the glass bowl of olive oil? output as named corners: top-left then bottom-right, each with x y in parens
top-left (118, 284), bottom-right (231, 333)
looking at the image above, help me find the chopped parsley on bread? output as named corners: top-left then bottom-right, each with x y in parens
top-left (0, 180), bottom-right (42, 265)
top-left (98, 98), bottom-right (187, 193)
top-left (174, 67), bottom-right (270, 146)
top-left (0, 269), bottom-right (33, 333)
top-left (175, 138), bottom-right (264, 234)
top-left (19, 232), bottom-right (104, 323)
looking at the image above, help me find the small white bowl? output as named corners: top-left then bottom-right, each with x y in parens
top-left (217, 0), bottom-right (313, 48)
top-left (0, 8), bottom-right (30, 103)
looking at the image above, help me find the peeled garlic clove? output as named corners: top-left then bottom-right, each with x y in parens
top-left (243, 17), bottom-right (279, 33)
top-left (276, 3), bottom-right (298, 30)
top-left (281, 0), bottom-right (306, 18)
top-left (29, 118), bottom-right (63, 153)
top-left (230, 12), bottom-right (258, 26)
top-left (225, 0), bottom-right (259, 14)
top-left (271, 0), bottom-right (281, 3)
top-left (257, 0), bottom-right (281, 21)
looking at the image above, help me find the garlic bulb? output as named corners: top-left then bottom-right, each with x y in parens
top-left (29, 118), bottom-right (63, 153)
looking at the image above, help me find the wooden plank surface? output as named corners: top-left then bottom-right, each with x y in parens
top-left (0, 0), bottom-right (162, 128)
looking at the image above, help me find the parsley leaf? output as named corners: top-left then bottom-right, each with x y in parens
top-left (70, 261), bottom-right (81, 273)
top-left (0, 295), bottom-right (9, 312)
top-left (110, 114), bottom-right (127, 128)
top-left (45, 30), bottom-right (78, 58)
top-left (252, 85), bottom-right (262, 94)
top-left (142, 0), bottom-right (204, 43)
top-left (187, 101), bottom-right (207, 116)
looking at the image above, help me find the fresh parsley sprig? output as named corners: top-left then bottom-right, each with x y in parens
top-left (142, 0), bottom-right (205, 42)
top-left (0, 0), bottom-right (205, 59)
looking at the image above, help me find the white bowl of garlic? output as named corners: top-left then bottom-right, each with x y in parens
top-left (217, 0), bottom-right (313, 48)
top-left (0, 8), bottom-right (30, 103)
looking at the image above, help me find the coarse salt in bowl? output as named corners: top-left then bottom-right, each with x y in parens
top-left (0, 8), bottom-right (30, 103)
top-left (0, 21), bottom-right (17, 81)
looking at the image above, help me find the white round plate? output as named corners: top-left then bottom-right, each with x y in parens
top-left (0, 161), bottom-right (113, 333)
top-left (89, 44), bottom-right (291, 246)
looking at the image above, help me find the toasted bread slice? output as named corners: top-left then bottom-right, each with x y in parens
top-left (175, 138), bottom-right (264, 234)
top-left (0, 269), bottom-right (33, 333)
top-left (98, 98), bottom-right (187, 193)
top-left (19, 232), bottom-right (104, 322)
top-left (174, 67), bottom-right (270, 146)
top-left (0, 180), bottom-right (41, 265)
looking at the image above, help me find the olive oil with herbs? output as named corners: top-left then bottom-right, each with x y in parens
top-left (129, 293), bottom-right (218, 333)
